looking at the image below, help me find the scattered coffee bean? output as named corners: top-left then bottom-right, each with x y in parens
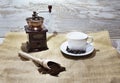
top-left (66, 46), bottom-right (86, 54)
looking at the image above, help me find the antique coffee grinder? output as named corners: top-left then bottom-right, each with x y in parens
top-left (23, 11), bottom-right (48, 52)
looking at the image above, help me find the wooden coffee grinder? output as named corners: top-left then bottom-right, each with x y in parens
top-left (24, 11), bottom-right (48, 52)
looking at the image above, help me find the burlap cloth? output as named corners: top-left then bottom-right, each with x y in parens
top-left (0, 31), bottom-right (120, 83)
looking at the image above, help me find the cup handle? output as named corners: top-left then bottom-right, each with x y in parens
top-left (87, 36), bottom-right (93, 44)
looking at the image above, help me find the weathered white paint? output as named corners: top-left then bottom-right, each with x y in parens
top-left (0, 0), bottom-right (120, 38)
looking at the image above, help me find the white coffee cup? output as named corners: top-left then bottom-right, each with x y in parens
top-left (66, 32), bottom-right (93, 51)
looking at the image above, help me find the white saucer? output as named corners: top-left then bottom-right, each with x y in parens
top-left (60, 41), bottom-right (94, 56)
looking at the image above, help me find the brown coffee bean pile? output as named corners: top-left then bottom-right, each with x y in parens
top-left (38, 61), bottom-right (66, 76)
top-left (66, 46), bottom-right (86, 54)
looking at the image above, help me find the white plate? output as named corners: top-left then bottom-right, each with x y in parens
top-left (60, 41), bottom-right (94, 56)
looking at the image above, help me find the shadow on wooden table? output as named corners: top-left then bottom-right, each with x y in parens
top-left (61, 49), bottom-right (98, 60)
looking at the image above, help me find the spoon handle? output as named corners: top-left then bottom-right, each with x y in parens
top-left (18, 51), bottom-right (43, 64)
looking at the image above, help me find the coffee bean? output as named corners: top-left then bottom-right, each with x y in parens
top-left (66, 46), bottom-right (86, 54)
